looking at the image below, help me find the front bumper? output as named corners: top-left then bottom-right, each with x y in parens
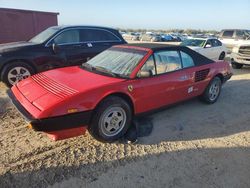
top-left (231, 52), bottom-right (250, 65)
top-left (7, 89), bottom-right (92, 132)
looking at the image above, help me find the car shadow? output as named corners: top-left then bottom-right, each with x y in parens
top-left (132, 78), bottom-right (250, 145)
top-left (0, 147), bottom-right (249, 187)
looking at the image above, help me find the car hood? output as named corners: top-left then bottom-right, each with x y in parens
top-left (0, 41), bottom-right (37, 53)
top-left (235, 41), bottom-right (250, 47)
top-left (16, 66), bottom-right (125, 111)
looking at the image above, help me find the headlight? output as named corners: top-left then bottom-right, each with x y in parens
top-left (232, 47), bottom-right (239, 53)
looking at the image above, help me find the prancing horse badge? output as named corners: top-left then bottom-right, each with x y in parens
top-left (128, 85), bottom-right (133, 92)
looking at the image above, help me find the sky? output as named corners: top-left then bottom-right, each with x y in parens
top-left (0, 0), bottom-right (249, 30)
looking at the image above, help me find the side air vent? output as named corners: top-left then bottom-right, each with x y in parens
top-left (195, 69), bottom-right (210, 82)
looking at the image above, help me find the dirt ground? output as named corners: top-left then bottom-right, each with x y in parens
top-left (0, 65), bottom-right (250, 188)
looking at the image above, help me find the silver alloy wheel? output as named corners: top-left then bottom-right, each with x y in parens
top-left (209, 79), bottom-right (220, 101)
top-left (99, 106), bottom-right (127, 137)
top-left (7, 66), bottom-right (31, 85)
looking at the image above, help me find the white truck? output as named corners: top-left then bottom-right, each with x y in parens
top-left (219, 29), bottom-right (250, 69)
top-left (231, 43), bottom-right (250, 69)
top-left (219, 29), bottom-right (250, 51)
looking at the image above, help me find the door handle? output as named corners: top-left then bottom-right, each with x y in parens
top-left (87, 43), bottom-right (93, 47)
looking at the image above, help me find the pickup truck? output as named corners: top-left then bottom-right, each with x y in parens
top-left (219, 29), bottom-right (250, 51)
top-left (231, 43), bottom-right (250, 69)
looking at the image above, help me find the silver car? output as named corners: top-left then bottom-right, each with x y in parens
top-left (140, 33), bottom-right (161, 42)
top-left (122, 32), bottom-right (140, 41)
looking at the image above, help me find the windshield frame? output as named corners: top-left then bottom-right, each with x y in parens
top-left (81, 47), bottom-right (148, 79)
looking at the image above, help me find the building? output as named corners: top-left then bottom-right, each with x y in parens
top-left (0, 8), bottom-right (59, 43)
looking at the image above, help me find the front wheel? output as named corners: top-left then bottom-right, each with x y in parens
top-left (231, 62), bottom-right (243, 69)
top-left (200, 77), bottom-right (222, 104)
top-left (88, 96), bottom-right (132, 142)
top-left (1, 62), bottom-right (35, 87)
top-left (219, 52), bottom-right (225, 60)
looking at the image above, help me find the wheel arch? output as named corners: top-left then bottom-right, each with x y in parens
top-left (214, 73), bottom-right (224, 83)
top-left (0, 59), bottom-right (37, 79)
top-left (94, 92), bottom-right (135, 115)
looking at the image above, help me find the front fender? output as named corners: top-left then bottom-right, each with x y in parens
top-left (42, 82), bottom-right (135, 118)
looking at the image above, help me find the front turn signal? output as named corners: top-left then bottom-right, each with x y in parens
top-left (67, 108), bottom-right (78, 114)
top-left (27, 124), bottom-right (33, 129)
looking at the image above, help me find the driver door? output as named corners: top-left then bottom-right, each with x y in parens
top-left (131, 51), bottom-right (193, 113)
top-left (53, 29), bottom-right (90, 65)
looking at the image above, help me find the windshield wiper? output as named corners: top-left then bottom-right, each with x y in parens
top-left (93, 66), bottom-right (118, 77)
top-left (81, 64), bottom-right (128, 78)
top-left (81, 63), bottom-right (93, 71)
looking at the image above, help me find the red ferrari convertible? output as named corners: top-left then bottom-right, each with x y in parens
top-left (8, 43), bottom-right (232, 142)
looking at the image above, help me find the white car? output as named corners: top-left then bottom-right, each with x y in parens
top-left (122, 32), bottom-right (140, 41)
top-left (181, 38), bottom-right (228, 60)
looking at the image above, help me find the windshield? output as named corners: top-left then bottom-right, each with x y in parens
top-left (29, 27), bottom-right (60, 43)
top-left (81, 48), bottom-right (146, 78)
top-left (181, 39), bottom-right (206, 47)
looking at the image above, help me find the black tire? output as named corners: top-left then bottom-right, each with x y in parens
top-left (88, 96), bottom-right (132, 143)
top-left (219, 52), bottom-right (225, 60)
top-left (1, 61), bottom-right (35, 87)
top-left (200, 77), bottom-right (222, 104)
top-left (231, 62), bottom-right (243, 69)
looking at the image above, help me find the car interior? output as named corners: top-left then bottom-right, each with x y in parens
top-left (140, 52), bottom-right (182, 76)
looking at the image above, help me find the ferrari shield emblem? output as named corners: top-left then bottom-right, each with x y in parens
top-left (128, 85), bottom-right (133, 92)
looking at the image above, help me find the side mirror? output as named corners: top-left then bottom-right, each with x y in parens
top-left (205, 44), bottom-right (212, 48)
top-left (137, 70), bottom-right (152, 78)
top-left (52, 43), bottom-right (60, 54)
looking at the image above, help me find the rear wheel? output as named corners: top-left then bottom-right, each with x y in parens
top-left (231, 62), bottom-right (243, 69)
top-left (219, 52), bottom-right (225, 60)
top-left (200, 77), bottom-right (222, 104)
top-left (88, 96), bottom-right (132, 142)
top-left (1, 61), bottom-right (35, 87)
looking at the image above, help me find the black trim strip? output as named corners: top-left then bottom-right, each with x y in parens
top-left (7, 89), bottom-right (35, 121)
top-left (31, 110), bottom-right (92, 132)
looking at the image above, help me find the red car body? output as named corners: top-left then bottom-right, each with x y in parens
top-left (8, 43), bottom-right (232, 140)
